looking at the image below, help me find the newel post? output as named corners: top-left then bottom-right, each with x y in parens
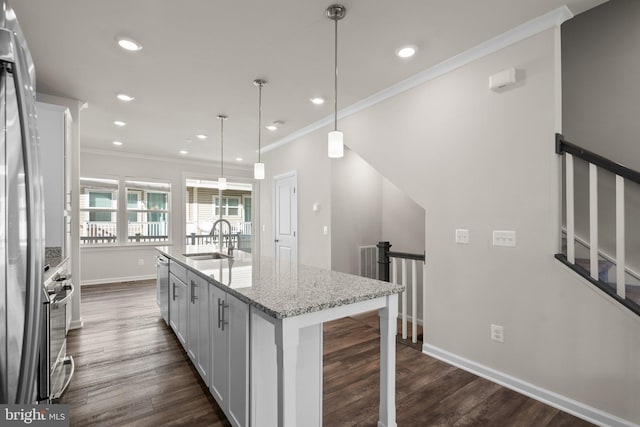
top-left (377, 241), bottom-right (391, 282)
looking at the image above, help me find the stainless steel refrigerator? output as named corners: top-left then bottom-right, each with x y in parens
top-left (0, 0), bottom-right (46, 404)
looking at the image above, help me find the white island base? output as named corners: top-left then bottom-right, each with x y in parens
top-left (251, 294), bottom-right (398, 427)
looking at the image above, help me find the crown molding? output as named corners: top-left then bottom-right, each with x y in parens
top-left (81, 147), bottom-right (252, 175)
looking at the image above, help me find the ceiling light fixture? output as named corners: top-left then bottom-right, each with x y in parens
top-left (113, 120), bottom-right (126, 127)
top-left (310, 97), bottom-right (325, 105)
top-left (116, 36), bottom-right (143, 52)
top-left (116, 93), bottom-right (135, 102)
top-left (327, 4), bottom-right (346, 158)
top-left (396, 45), bottom-right (417, 58)
top-left (236, 157), bottom-right (243, 162)
top-left (253, 79), bottom-right (267, 180)
top-left (217, 115), bottom-right (228, 190)
top-left (266, 121), bottom-right (282, 131)
top-left (179, 150), bottom-right (188, 155)
top-left (196, 133), bottom-right (207, 140)
top-left (112, 141), bottom-right (123, 146)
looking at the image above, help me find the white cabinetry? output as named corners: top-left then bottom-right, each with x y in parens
top-left (187, 271), bottom-right (210, 385)
top-left (37, 101), bottom-right (71, 256)
top-left (210, 285), bottom-right (249, 427)
top-left (169, 272), bottom-right (188, 347)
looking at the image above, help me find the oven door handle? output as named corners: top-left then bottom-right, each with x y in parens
top-left (52, 283), bottom-right (74, 307)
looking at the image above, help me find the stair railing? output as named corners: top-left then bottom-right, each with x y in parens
top-left (378, 241), bottom-right (426, 344)
top-left (555, 133), bottom-right (640, 315)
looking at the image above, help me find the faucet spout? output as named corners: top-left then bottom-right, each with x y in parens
top-left (210, 219), bottom-right (235, 255)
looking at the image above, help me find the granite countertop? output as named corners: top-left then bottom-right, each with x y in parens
top-left (156, 245), bottom-right (404, 319)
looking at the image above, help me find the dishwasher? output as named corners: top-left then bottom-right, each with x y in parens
top-left (156, 255), bottom-right (170, 325)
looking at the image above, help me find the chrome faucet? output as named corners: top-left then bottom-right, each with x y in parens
top-left (210, 219), bottom-right (234, 256)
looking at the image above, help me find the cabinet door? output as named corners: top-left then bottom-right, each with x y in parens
top-left (169, 273), bottom-right (181, 336)
top-left (187, 275), bottom-right (199, 363)
top-left (177, 280), bottom-right (188, 348)
top-left (187, 272), bottom-right (210, 385)
top-left (227, 293), bottom-right (249, 427)
top-left (209, 284), bottom-right (229, 406)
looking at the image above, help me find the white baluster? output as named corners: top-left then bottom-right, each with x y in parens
top-left (589, 164), bottom-right (599, 280)
top-left (566, 153), bottom-right (575, 263)
top-left (411, 260), bottom-right (417, 344)
top-left (422, 261), bottom-right (427, 343)
top-left (401, 258), bottom-right (407, 340)
top-left (616, 175), bottom-right (625, 298)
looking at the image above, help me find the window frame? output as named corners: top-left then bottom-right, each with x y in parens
top-left (80, 177), bottom-right (119, 246)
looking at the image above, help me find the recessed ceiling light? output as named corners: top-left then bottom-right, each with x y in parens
top-left (396, 45), bottom-right (417, 59)
top-left (113, 120), bottom-right (126, 127)
top-left (266, 120), bottom-right (283, 131)
top-left (116, 37), bottom-right (142, 52)
top-left (112, 141), bottom-right (123, 146)
top-left (116, 93), bottom-right (134, 102)
top-left (236, 157), bottom-right (243, 162)
top-left (310, 97), bottom-right (325, 105)
top-left (179, 150), bottom-right (188, 155)
top-left (195, 134), bottom-right (207, 140)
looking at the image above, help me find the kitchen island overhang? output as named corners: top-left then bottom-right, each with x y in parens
top-left (156, 245), bottom-right (404, 427)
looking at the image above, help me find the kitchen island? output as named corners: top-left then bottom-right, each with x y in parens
top-left (156, 245), bottom-right (404, 427)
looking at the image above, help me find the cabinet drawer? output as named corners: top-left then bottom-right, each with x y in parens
top-left (170, 261), bottom-right (187, 283)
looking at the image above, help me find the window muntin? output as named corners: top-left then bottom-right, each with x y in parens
top-left (214, 196), bottom-right (241, 218)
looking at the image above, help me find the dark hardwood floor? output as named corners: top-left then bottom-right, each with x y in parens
top-left (61, 280), bottom-right (594, 426)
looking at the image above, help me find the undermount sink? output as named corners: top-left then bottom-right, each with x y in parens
top-left (182, 252), bottom-right (230, 261)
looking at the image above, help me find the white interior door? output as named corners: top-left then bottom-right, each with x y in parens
top-left (273, 172), bottom-right (297, 282)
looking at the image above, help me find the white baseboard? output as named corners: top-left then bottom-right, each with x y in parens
top-left (422, 343), bottom-right (638, 427)
top-left (81, 274), bottom-right (156, 286)
top-left (69, 318), bottom-right (84, 330)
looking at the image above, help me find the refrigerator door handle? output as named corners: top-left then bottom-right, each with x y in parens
top-left (9, 26), bottom-right (44, 403)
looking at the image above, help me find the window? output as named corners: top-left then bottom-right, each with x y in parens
top-left (243, 196), bottom-right (252, 222)
top-left (214, 196), bottom-right (240, 218)
top-left (80, 178), bottom-right (118, 245)
top-left (125, 180), bottom-right (170, 243)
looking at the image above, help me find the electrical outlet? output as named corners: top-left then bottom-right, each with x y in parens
top-left (138, 258), bottom-right (144, 266)
top-left (491, 324), bottom-right (504, 343)
top-left (455, 229), bottom-right (469, 244)
top-left (493, 230), bottom-right (516, 247)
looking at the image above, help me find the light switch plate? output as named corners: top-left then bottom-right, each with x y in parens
top-left (455, 229), bottom-right (469, 244)
top-left (493, 230), bottom-right (516, 247)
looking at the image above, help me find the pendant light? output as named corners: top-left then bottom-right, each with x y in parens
top-left (253, 79), bottom-right (267, 180)
top-left (327, 4), bottom-right (346, 158)
top-left (217, 115), bottom-right (228, 190)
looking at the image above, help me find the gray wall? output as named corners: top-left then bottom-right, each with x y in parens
top-left (562, 0), bottom-right (640, 276)
top-left (265, 27), bottom-right (640, 423)
top-left (331, 148), bottom-right (383, 275)
top-left (260, 132), bottom-right (332, 269)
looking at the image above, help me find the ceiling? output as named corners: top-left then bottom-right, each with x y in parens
top-left (12, 0), bottom-right (606, 167)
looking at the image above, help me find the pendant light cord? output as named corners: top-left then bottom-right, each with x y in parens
top-left (334, 15), bottom-right (338, 132)
top-left (220, 118), bottom-right (224, 178)
top-left (258, 83), bottom-right (262, 163)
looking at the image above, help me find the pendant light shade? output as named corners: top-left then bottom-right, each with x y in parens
top-left (218, 177), bottom-right (227, 190)
top-left (327, 4), bottom-right (346, 159)
top-left (253, 79), bottom-right (267, 180)
top-left (328, 130), bottom-right (344, 158)
top-left (217, 115), bottom-right (228, 189)
top-left (254, 162), bottom-right (265, 180)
